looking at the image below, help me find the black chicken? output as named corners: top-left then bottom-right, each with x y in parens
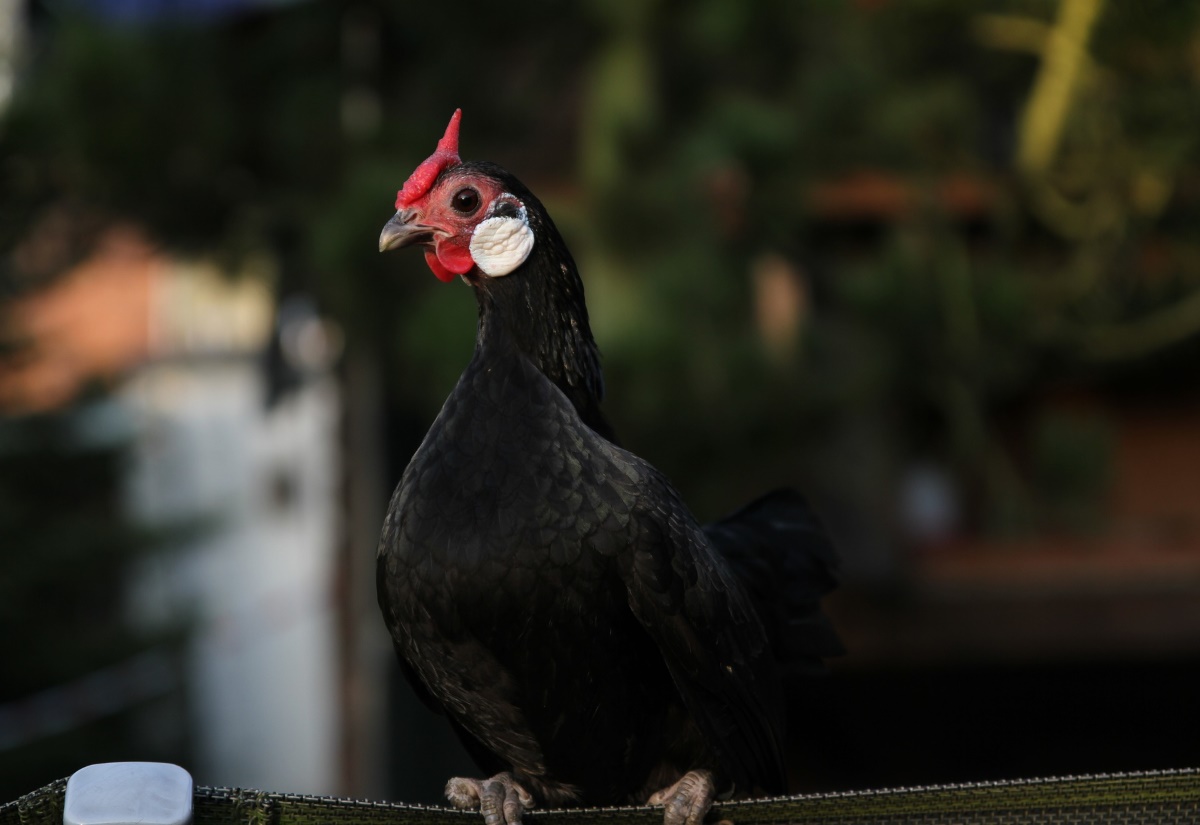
top-left (376, 110), bottom-right (841, 825)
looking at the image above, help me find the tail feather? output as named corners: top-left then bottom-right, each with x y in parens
top-left (703, 488), bottom-right (844, 675)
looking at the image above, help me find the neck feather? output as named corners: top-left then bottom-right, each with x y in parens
top-left (476, 247), bottom-right (604, 401)
top-left (470, 196), bottom-right (612, 439)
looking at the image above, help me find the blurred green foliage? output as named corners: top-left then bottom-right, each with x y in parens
top-left (578, 0), bottom-right (1200, 537)
top-left (4, 0), bottom-right (1200, 559)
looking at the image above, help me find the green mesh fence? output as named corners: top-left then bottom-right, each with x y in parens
top-left (4, 769), bottom-right (1200, 825)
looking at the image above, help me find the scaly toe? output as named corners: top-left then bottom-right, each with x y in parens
top-left (648, 770), bottom-right (717, 825)
top-left (446, 773), bottom-right (533, 825)
top-left (445, 777), bottom-right (484, 810)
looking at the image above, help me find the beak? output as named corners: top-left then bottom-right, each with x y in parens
top-left (379, 209), bottom-right (430, 253)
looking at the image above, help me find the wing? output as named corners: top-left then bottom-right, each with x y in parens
top-left (376, 547), bottom-right (549, 780)
top-left (618, 471), bottom-right (789, 795)
top-left (703, 489), bottom-right (843, 674)
top-left (385, 631), bottom-right (511, 779)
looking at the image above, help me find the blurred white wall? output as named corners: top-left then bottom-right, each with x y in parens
top-left (122, 259), bottom-right (344, 794)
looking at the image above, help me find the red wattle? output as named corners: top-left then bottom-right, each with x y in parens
top-left (425, 244), bottom-right (474, 282)
top-left (424, 249), bottom-right (457, 282)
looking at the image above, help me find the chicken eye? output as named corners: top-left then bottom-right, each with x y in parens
top-left (452, 188), bottom-right (481, 215)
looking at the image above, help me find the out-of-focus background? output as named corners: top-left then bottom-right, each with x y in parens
top-left (3, 0), bottom-right (1200, 804)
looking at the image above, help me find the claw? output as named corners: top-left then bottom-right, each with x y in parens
top-left (648, 770), bottom-right (717, 825)
top-left (445, 773), bottom-right (535, 825)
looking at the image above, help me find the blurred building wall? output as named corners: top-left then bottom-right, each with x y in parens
top-left (124, 361), bottom-right (342, 793)
top-left (123, 257), bottom-right (343, 793)
top-left (3, 232), bottom-right (347, 794)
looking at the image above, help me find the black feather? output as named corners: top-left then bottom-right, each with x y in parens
top-left (376, 160), bottom-right (840, 807)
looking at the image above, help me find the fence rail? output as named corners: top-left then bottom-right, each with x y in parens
top-left (4, 765), bottom-right (1200, 825)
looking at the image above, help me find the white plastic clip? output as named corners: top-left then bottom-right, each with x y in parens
top-left (63, 763), bottom-right (193, 825)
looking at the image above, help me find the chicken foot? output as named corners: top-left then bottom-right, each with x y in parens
top-left (647, 769), bottom-right (718, 825)
top-left (446, 772), bottom-right (535, 825)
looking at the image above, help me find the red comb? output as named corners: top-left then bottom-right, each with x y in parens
top-left (396, 109), bottom-right (463, 210)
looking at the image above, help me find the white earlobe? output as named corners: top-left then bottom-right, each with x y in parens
top-left (470, 215), bottom-right (535, 277)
